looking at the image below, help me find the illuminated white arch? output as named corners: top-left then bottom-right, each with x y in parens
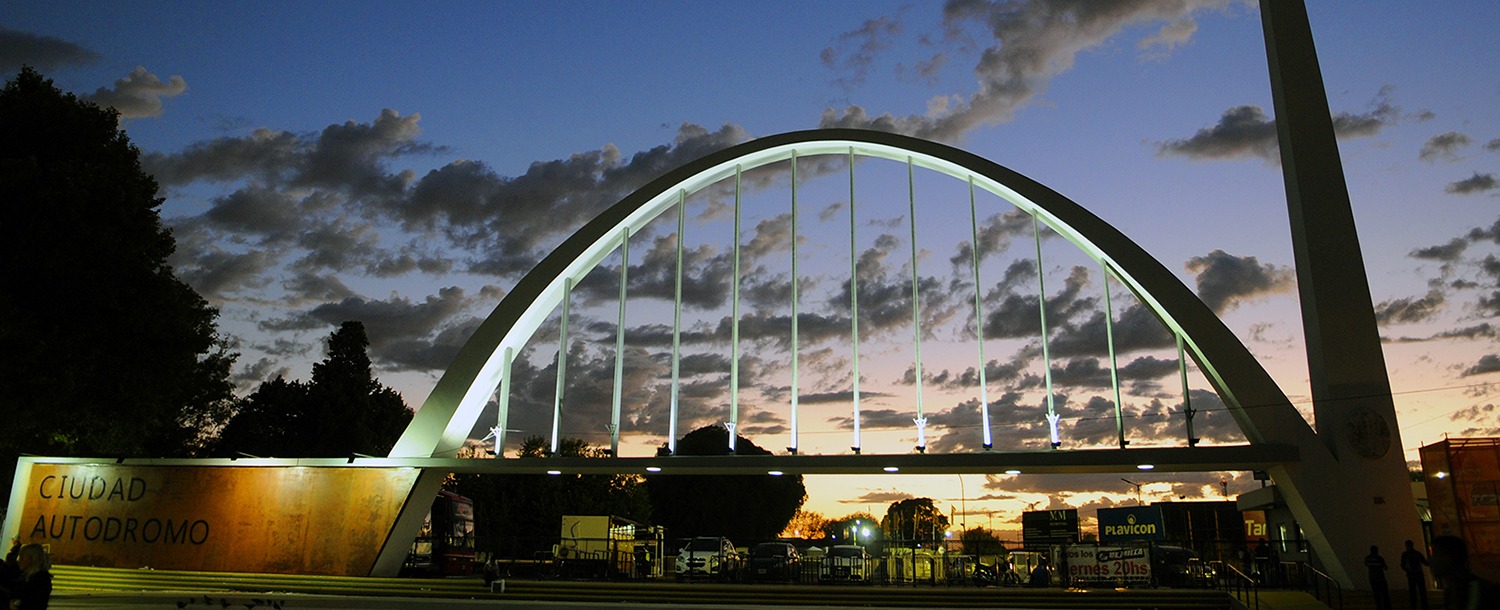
top-left (389, 128), bottom-right (1319, 460)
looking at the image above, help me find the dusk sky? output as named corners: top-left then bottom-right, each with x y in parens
top-left (6, 1), bottom-right (1499, 535)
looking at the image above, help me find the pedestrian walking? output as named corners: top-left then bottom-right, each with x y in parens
top-left (1400, 539), bottom-right (1429, 610)
top-left (1366, 545), bottom-right (1392, 610)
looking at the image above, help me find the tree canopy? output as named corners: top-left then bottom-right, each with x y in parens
top-left (823, 512), bottom-right (882, 547)
top-left (0, 67), bottom-right (235, 466)
top-left (644, 425), bottom-right (806, 542)
top-left (881, 497), bottom-right (950, 545)
top-left (959, 526), bottom-right (1006, 555)
top-left (213, 321), bottom-right (411, 457)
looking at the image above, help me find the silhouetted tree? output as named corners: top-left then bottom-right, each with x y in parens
top-left (823, 512), bottom-right (884, 551)
top-left (960, 527), bottom-right (1006, 555)
top-left (444, 436), bottom-right (650, 558)
top-left (644, 425), bottom-right (806, 542)
top-left (881, 498), bottom-right (950, 544)
top-left (0, 67), bottom-right (235, 473)
top-left (213, 321), bottom-right (411, 457)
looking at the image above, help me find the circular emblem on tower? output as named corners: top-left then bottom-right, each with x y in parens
top-left (1345, 406), bottom-right (1391, 460)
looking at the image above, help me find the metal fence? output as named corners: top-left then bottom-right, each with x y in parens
top-left (470, 536), bottom-right (1301, 590)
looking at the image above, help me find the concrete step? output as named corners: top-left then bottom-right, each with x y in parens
top-left (54, 565), bottom-right (1234, 609)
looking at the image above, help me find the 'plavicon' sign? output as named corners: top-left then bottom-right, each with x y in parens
top-left (1097, 506), bottom-right (1165, 542)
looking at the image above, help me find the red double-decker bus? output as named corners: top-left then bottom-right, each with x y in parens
top-left (404, 490), bottom-right (476, 576)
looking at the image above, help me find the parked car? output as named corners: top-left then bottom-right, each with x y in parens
top-left (748, 542), bottom-right (801, 582)
top-left (820, 544), bottom-right (872, 582)
top-left (675, 536), bottom-right (742, 581)
top-left (1151, 545), bottom-right (1213, 588)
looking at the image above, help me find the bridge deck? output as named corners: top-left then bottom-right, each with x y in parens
top-left (57, 443), bottom-right (1297, 475)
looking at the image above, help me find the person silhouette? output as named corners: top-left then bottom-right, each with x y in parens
top-left (1399, 539), bottom-right (1428, 610)
top-left (1429, 535), bottom-right (1499, 610)
top-left (1365, 545), bottom-right (1391, 610)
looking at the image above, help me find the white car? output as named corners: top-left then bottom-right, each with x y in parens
top-left (675, 536), bottom-right (741, 580)
top-left (820, 544), bottom-right (872, 582)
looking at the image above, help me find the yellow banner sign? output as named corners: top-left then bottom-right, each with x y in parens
top-left (17, 463), bottom-right (419, 576)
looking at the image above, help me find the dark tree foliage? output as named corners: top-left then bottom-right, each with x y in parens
top-left (213, 321), bottom-right (412, 457)
top-left (959, 527), bottom-right (1006, 555)
top-left (881, 497), bottom-right (950, 544)
top-left (0, 67), bottom-right (235, 465)
top-left (644, 425), bottom-right (807, 542)
top-left (444, 436), bottom-right (651, 559)
top-left (822, 512), bottom-right (884, 552)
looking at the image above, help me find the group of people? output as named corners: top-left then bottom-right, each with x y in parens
top-left (0, 543), bottom-right (52, 610)
top-left (1364, 536), bottom-right (1496, 610)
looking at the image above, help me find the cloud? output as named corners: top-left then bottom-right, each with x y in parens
top-left (1464, 355), bottom-right (1500, 377)
top-left (1472, 219), bottom-right (1500, 244)
top-left (81, 66), bottom-right (186, 119)
top-left (1137, 19), bottom-right (1199, 60)
top-left (177, 247), bottom-right (276, 300)
top-left (1450, 404), bottom-right (1500, 438)
top-left (476, 342), bottom-right (677, 445)
top-left (1184, 250), bottom-right (1294, 313)
top-left (1374, 290), bottom-right (1445, 325)
top-left (146, 109), bottom-right (438, 195)
top-left (378, 317), bottom-right (484, 373)
top-left (0, 26), bottom-right (100, 71)
top-left (414, 123), bottom-right (750, 276)
top-left (822, 16), bottom-right (903, 91)
top-left (1046, 303), bottom-right (1178, 358)
top-left (144, 128), bottom-right (304, 186)
top-left (1446, 172), bottom-right (1497, 195)
top-left (1487, 137), bottom-right (1500, 152)
top-left (233, 357), bottom-right (290, 389)
top-left (981, 263), bottom-right (1097, 340)
top-left (1156, 90), bottom-right (1400, 161)
top-left (820, 0), bottom-right (1232, 141)
top-left (1481, 255), bottom-right (1500, 317)
top-left (1388, 323), bottom-right (1496, 344)
top-left (842, 489), bottom-right (915, 504)
top-left (259, 287), bottom-right (470, 356)
top-left (1419, 131), bottom-right (1471, 162)
top-left (1155, 105), bottom-right (1278, 160)
top-left (949, 209), bottom-right (1033, 269)
top-left (283, 272), bottom-right (358, 304)
top-left (146, 110), bottom-right (540, 301)
top-left (202, 186), bottom-right (305, 241)
top-left (573, 211), bottom-right (801, 314)
top-left (1411, 238), bottom-right (1469, 262)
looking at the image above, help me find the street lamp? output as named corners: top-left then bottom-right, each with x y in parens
top-left (1121, 478), bottom-right (1144, 505)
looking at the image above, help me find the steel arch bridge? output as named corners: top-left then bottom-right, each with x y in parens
top-left (379, 127), bottom-right (1415, 587)
top-left (391, 128), bottom-right (1312, 463)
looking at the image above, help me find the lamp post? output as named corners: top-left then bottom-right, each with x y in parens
top-left (957, 474), bottom-right (967, 530)
top-left (1121, 478), bottom-right (1143, 505)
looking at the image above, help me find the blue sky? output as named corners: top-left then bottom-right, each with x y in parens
top-left (6, 1), bottom-right (1499, 531)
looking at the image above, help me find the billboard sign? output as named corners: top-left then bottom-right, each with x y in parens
top-left (1022, 509), bottom-right (1079, 545)
top-left (7, 461), bottom-right (421, 576)
top-left (1063, 543), bottom-right (1151, 585)
top-left (1243, 510), bottom-right (1269, 540)
top-left (1098, 505), bottom-right (1165, 542)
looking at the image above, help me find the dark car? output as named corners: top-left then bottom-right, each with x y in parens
top-left (748, 542), bottom-right (801, 582)
top-left (1151, 545), bottom-right (1213, 588)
